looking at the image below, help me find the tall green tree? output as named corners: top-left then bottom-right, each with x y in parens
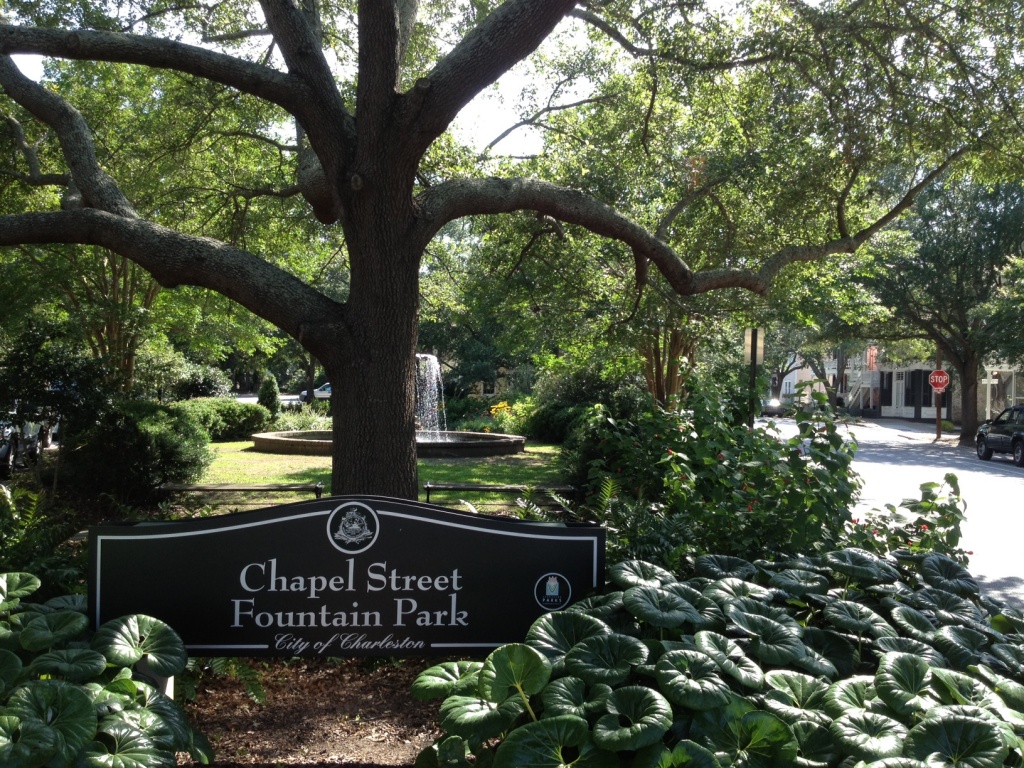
top-left (0, 1), bottom-right (1020, 497)
top-left (862, 178), bottom-right (1024, 442)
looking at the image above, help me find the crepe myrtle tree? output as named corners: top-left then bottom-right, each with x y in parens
top-left (0, 1), bottom-right (1018, 498)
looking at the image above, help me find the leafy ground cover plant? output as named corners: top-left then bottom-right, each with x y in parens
top-left (0, 571), bottom-right (212, 767)
top-left (414, 549), bottom-right (1024, 767)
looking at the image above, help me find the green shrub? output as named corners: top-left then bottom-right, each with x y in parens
top-left (257, 373), bottom-right (282, 418)
top-left (171, 361), bottom-right (232, 400)
top-left (491, 397), bottom-right (535, 436)
top-left (839, 473), bottom-right (970, 564)
top-left (60, 399), bottom-right (212, 505)
top-left (415, 551), bottom-right (1024, 768)
top-left (171, 397), bottom-right (272, 441)
top-left (563, 382), bottom-right (860, 561)
top-left (0, 571), bottom-right (213, 766)
top-left (524, 368), bottom-right (647, 443)
top-left (275, 404), bottom-right (332, 432)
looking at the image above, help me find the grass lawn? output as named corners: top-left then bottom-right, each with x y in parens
top-left (190, 440), bottom-right (565, 512)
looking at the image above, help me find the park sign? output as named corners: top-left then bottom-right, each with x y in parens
top-left (88, 496), bottom-right (605, 657)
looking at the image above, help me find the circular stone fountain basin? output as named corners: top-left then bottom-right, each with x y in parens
top-left (252, 430), bottom-right (526, 458)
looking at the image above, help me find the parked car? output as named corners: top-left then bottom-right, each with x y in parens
top-left (976, 404), bottom-right (1024, 465)
top-left (1, 412), bottom-right (41, 477)
top-left (760, 398), bottom-right (786, 418)
top-left (299, 383), bottom-right (332, 402)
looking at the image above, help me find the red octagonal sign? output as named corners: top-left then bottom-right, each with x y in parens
top-left (929, 370), bottom-right (950, 392)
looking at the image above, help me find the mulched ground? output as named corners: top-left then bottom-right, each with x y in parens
top-left (179, 657), bottom-right (444, 767)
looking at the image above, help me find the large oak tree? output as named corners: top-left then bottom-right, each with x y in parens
top-left (0, 0), bottom-right (1020, 497)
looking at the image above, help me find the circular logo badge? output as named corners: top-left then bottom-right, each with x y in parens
top-left (327, 502), bottom-right (380, 554)
top-left (534, 573), bottom-right (572, 611)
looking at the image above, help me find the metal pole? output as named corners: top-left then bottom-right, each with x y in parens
top-left (749, 328), bottom-right (758, 428)
top-left (935, 345), bottom-right (942, 441)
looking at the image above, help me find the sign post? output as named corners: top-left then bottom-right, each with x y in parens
top-left (744, 328), bottom-right (764, 427)
top-left (929, 367), bottom-right (950, 440)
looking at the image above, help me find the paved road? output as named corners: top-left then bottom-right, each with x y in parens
top-left (841, 418), bottom-right (1024, 610)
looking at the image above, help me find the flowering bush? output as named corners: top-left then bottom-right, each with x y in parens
top-left (563, 380), bottom-right (860, 561)
top-left (839, 473), bottom-right (970, 565)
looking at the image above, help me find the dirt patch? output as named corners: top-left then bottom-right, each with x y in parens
top-left (179, 657), bottom-right (444, 767)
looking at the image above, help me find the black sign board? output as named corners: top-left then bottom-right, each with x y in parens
top-left (89, 496), bottom-right (605, 657)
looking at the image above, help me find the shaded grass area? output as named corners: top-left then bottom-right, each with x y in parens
top-left (186, 441), bottom-right (564, 512)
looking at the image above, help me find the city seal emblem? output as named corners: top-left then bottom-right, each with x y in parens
top-left (327, 502), bottom-right (380, 554)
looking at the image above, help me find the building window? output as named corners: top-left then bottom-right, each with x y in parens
top-left (481, 380), bottom-right (496, 396)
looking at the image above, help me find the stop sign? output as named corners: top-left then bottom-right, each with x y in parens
top-left (929, 370), bottom-right (950, 392)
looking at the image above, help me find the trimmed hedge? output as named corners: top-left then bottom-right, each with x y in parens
top-left (170, 397), bottom-right (272, 441)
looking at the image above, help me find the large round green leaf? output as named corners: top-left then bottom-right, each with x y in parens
top-left (0, 714), bottom-right (59, 768)
top-left (0, 573), bottom-right (41, 612)
top-left (27, 649), bottom-right (107, 683)
top-left (5, 679), bottom-right (97, 762)
top-left (681, 595), bottom-right (726, 634)
top-left (691, 705), bottom-right (796, 767)
top-left (539, 677), bottom-right (593, 718)
top-left (83, 719), bottom-right (175, 768)
top-left (411, 661), bottom-right (483, 701)
top-left (655, 650), bottom-right (731, 710)
top-left (970, 664), bottom-right (1024, 710)
top-left (873, 637), bottom-right (946, 667)
top-left (791, 645), bottom-right (839, 681)
top-left (858, 759), bottom-right (929, 768)
top-left (790, 720), bottom-right (839, 766)
top-left (19, 611), bottom-right (89, 652)
top-left (694, 631), bottom-right (764, 690)
top-left (566, 592), bottom-right (624, 620)
top-left (492, 714), bottom-right (617, 768)
top-left (890, 606), bottom-right (937, 643)
top-left (912, 588), bottom-right (984, 626)
top-left (764, 670), bottom-right (830, 716)
top-left (929, 668), bottom-right (1004, 709)
top-left (527, 612), bottom-right (610, 673)
top-left (823, 549), bottom-right (899, 584)
top-left (44, 595), bottom-right (88, 614)
top-left (726, 598), bottom-right (802, 634)
top-left (479, 644), bottom-right (552, 706)
top-left (0, 649), bottom-right (23, 695)
top-left (905, 710), bottom-right (1009, 768)
top-left (823, 600), bottom-right (897, 639)
top-left (655, 739), bottom-right (722, 767)
top-left (91, 615), bottom-right (187, 677)
top-left (824, 676), bottom-right (877, 719)
top-left (727, 613), bottom-right (806, 666)
top-left (565, 634), bottom-right (648, 687)
top-left (920, 554), bottom-right (980, 597)
top-left (991, 643), bottom-right (1024, 677)
top-left (438, 695), bottom-right (525, 742)
top-left (127, 682), bottom-right (193, 753)
top-left (702, 578), bottom-right (772, 607)
top-left (769, 569), bottom-right (830, 597)
top-left (931, 626), bottom-right (988, 670)
top-left (592, 685), bottom-right (672, 751)
top-left (829, 711), bottom-right (907, 761)
top-left (610, 561), bottom-right (675, 589)
top-left (624, 586), bottom-right (701, 629)
top-left (874, 653), bottom-right (936, 716)
top-left (693, 555), bottom-right (756, 581)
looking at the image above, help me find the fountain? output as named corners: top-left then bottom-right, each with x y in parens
top-left (252, 353), bottom-right (526, 458)
top-left (413, 353), bottom-right (526, 458)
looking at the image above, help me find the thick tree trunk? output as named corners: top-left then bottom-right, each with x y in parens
top-left (321, 172), bottom-right (422, 499)
top-left (958, 352), bottom-right (981, 446)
